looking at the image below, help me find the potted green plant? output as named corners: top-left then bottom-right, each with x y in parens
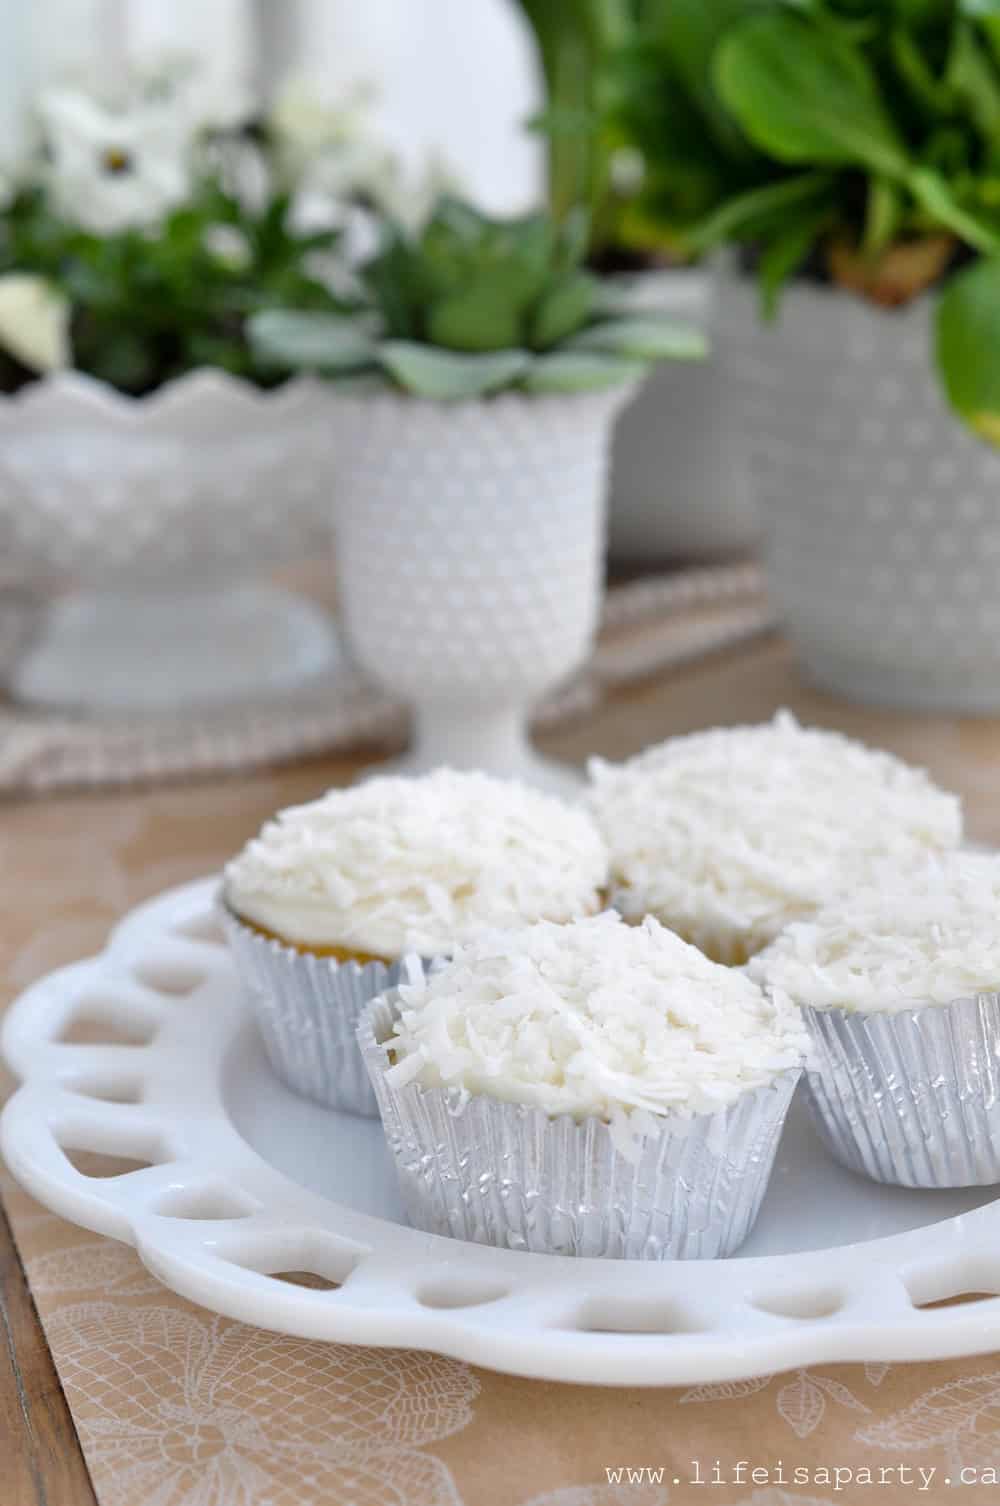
top-left (0, 65), bottom-right (409, 710)
top-left (624, 0), bottom-right (1000, 711)
top-left (514, 0), bottom-right (761, 561)
top-left (251, 196), bottom-right (704, 789)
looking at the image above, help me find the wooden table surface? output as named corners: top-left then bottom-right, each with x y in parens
top-left (4, 631), bottom-right (1000, 1506)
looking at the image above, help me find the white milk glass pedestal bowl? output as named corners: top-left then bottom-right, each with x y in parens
top-left (331, 385), bottom-right (634, 795)
top-left (722, 276), bottom-right (1000, 712)
top-left (0, 370), bottom-right (340, 711)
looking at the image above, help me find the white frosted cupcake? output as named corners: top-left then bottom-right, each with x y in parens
top-left (751, 851), bottom-right (1000, 1188)
top-left (587, 711), bottom-right (962, 965)
top-left (360, 911), bottom-right (808, 1258)
top-left (222, 769), bottom-right (608, 1115)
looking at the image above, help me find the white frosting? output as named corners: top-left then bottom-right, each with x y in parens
top-left (587, 711), bottom-right (962, 963)
top-left (224, 769), bottom-right (608, 957)
top-left (384, 912), bottom-right (809, 1147)
top-left (751, 851), bottom-right (1000, 1013)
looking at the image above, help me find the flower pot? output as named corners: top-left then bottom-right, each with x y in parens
top-left (331, 385), bottom-right (635, 793)
top-left (721, 275), bottom-right (1000, 712)
top-left (0, 370), bottom-right (340, 710)
top-left (608, 267), bottom-right (759, 563)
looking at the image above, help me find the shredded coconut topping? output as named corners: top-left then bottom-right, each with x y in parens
top-left (384, 912), bottom-right (809, 1141)
top-left (750, 851), bottom-right (1000, 1012)
top-left (587, 712), bottom-right (962, 963)
top-left (224, 769), bottom-right (608, 957)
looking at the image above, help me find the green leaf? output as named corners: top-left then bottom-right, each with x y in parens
top-left (248, 311), bottom-right (375, 372)
top-left (645, 0), bottom-right (767, 160)
top-left (558, 204), bottom-right (592, 267)
top-left (946, 18), bottom-right (1000, 140)
top-left (529, 272), bottom-right (595, 348)
top-left (715, 12), bottom-right (910, 179)
top-left (908, 167), bottom-right (1000, 252)
top-left (889, 24), bottom-right (954, 115)
top-left (520, 349), bottom-right (644, 393)
top-left (513, 1), bottom-right (632, 227)
top-left (377, 341), bottom-right (531, 399)
top-left (568, 315), bottom-right (707, 360)
top-left (935, 254), bottom-right (1000, 441)
top-left (362, 227), bottom-right (428, 339)
top-left (758, 200), bottom-right (836, 319)
top-left (685, 172), bottom-right (837, 254)
top-left (425, 278), bottom-right (526, 352)
top-left (863, 176), bottom-right (903, 256)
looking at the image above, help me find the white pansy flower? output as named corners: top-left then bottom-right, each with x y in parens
top-left (271, 76), bottom-right (402, 213)
top-left (38, 87), bottom-right (193, 234)
top-left (270, 77), bottom-right (377, 177)
top-left (0, 274), bottom-right (71, 373)
top-left (149, 52), bottom-right (254, 133)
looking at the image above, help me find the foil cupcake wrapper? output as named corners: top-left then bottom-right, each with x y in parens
top-left (359, 993), bottom-right (799, 1259)
top-left (222, 906), bottom-right (420, 1117)
top-left (801, 993), bottom-right (1000, 1188)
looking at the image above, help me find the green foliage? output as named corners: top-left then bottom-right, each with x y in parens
top-left (714, 14), bottom-right (910, 176)
top-left (618, 1), bottom-right (1000, 263)
top-left (248, 197), bottom-right (705, 399)
top-left (0, 177), bottom-right (343, 395)
top-left (362, 199), bottom-right (598, 352)
top-left (568, 0), bottom-right (1000, 434)
top-left (515, 0), bottom-right (633, 234)
top-left (936, 252), bottom-right (1000, 440)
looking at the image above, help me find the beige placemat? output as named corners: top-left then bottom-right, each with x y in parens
top-left (0, 564), bottom-right (774, 793)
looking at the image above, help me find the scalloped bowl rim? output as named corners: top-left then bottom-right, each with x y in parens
top-left (0, 368), bottom-right (328, 430)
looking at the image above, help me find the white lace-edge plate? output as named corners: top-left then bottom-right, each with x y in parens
top-left (5, 878), bottom-right (1000, 1387)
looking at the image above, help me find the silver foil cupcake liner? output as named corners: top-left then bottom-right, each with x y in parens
top-left (801, 993), bottom-right (1000, 1188)
top-left (359, 993), bottom-right (800, 1259)
top-left (222, 905), bottom-right (421, 1117)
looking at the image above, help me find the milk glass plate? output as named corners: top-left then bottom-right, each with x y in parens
top-left (4, 878), bottom-right (1000, 1387)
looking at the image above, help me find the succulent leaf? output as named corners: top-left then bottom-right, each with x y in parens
top-left (377, 341), bottom-right (532, 399)
top-left (568, 314), bottom-right (707, 359)
top-left (248, 310), bottom-right (375, 372)
top-left (520, 349), bottom-right (644, 393)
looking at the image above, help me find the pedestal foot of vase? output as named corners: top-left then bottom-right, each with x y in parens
top-left (11, 583), bottom-right (340, 712)
top-left (367, 706), bottom-right (584, 798)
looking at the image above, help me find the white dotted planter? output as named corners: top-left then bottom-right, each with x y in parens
top-left (329, 386), bottom-right (634, 794)
top-left (608, 267), bottom-right (759, 563)
top-left (5, 878), bottom-right (1000, 1387)
top-left (721, 275), bottom-right (1000, 712)
top-left (0, 371), bottom-right (340, 710)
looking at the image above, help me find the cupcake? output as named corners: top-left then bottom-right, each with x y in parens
top-left (221, 769), bottom-right (608, 1116)
top-left (750, 851), bottom-right (1000, 1188)
top-left (587, 711), bottom-right (961, 965)
top-left (359, 911), bottom-right (808, 1258)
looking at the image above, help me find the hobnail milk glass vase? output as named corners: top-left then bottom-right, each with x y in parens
top-left (720, 275), bottom-right (1000, 712)
top-left (0, 370), bottom-right (339, 711)
top-left (331, 384), bottom-right (635, 794)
